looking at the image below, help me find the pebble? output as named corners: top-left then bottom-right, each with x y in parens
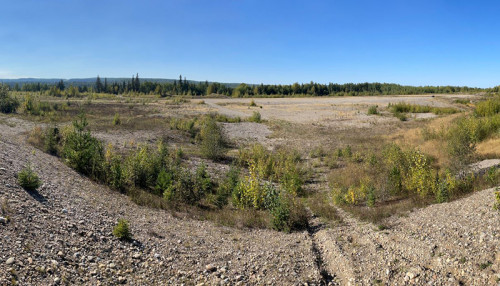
top-left (62, 209), bottom-right (68, 214)
top-left (0, 217), bottom-right (7, 224)
top-left (206, 264), bottom-right (217, 272)
top-left (6, 257), bottom-right (14, 265)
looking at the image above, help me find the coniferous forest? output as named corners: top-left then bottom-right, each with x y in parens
top-left (2, 74), bottom-right (486, 97)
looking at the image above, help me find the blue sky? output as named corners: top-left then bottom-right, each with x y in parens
top-left (0, 0), bottom-right (499, 87)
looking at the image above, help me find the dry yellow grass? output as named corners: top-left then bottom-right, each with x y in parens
top-left (385, 113), bottom-right (465, 168)
top-left (477, 137), bottom-right (500, 157)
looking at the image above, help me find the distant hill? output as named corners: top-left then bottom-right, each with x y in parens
top-left (0, 77), bottom-right (243, 88)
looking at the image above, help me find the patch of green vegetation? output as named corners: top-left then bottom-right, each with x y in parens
top-left (388, 102), bottom-right (458, 115)
top-left (367, 105), bottom-right (379, 115)
top-left (0, 84), bottom-right (19, 114)
top-left (17, 164), bottom-right (42, 191)
top-left (112, 219), bottom-right (132, 240)
top-left (249, 111), bottom-right (262, 123)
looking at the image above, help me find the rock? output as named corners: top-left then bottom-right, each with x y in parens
top-left (109, 263), bottom-right (116, 269)
top-left (406, 271), bottom-right (419, 280)
top-left (27, 257), bottom-right (33, 264)
top-left (118, 276), bottom-right (126, 284)
top-left (133, 253), bottom-right (141, 259)
top-left (6, 257), bottom-right (14, 265)
top-left (54, 277), bottom-right (60, 284)
top-left (235, 275), bottom-right (244, 281)
top-left (57, 251), bottom-right (64, 257)
top-left (154, 253), bottom-right (161, 259)
top-left (62, 209), bottom-right (68, 214)
top-left (206, 264), bottom-right (217, 272)
top-left (0, 217), bottom-right (7, 224)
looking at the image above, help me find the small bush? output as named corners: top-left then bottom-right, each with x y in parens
top-left (367, 105), bottom-right (378, 115)
top-left (200, 117), bottom-right (226, 161)
top-left (112, 113), bottom-right (121, 125)
top-left (62, 114), bottom-right (105, 179)
top-left (249, 111), bottom-right (262, 123)
top-left (155, 169), bottom-right (173, 196)
top-left (249, 99), bottom-right (257, 107)
top-left (164, 168), bottom-right (201, 204)
top-left (475, 96), bottom-right (500, 117)
top-left (18, 164), bottom-right (42, 191)
top-left (125, 143), bottom-right (166, 189)
top-left (394, 112), bottom-right (407, 121)
top-left (44, 127), bottom-right (60, 156)
top-left (112, 219), bottom-right (132, 240)
top-left (213, 165), bottom-right (240, 208)
top-left (0, 84), bottom-right (19, 113)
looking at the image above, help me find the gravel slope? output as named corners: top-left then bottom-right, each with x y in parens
top-left (0, 129), bottom-right (321, 285)
top-left (1, 114), bottom-right (499, 285)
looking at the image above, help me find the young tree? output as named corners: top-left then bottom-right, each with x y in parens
top-left (56, 79), bottom-right (65, 91)
top-left (95, 76), bottom-right (103, 93)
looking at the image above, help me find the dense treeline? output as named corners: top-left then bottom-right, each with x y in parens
top-left (6, 74), bottom-right (485, 97)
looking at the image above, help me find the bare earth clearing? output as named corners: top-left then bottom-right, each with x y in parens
top-left (1, 94), bottom-right (499, 285)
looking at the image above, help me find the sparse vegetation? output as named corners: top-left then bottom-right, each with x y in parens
top-left (249, 111), bottom-right (262, 123)
top-left (112, 113), bottom-right (121, 125)
top-left (0, 84), bottom-right (19, 113)
top-left (388, 102), bottom-right (458, 115)
top-left (367, 105), bottom-right (378, 115)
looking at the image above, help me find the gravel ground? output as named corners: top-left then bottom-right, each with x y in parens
top-left (1, 102), bottom-right (499, 285)
top-left (0, 132), bottom-right (322, 285)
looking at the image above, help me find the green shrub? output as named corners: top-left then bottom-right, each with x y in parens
top-left (200, 117), bottom-right (226, 161)
top-left (62, 114), bottom-right (105, 179)
top-left (112, 113), bottom-right (121, 125)
top-left (108, 158), bottom-right (125, 191)
top-left (486, 167), bottom-right (499, 186)
top-left (104, 146), bottom-right (126, 192)
top-left (155, 169), bottom-right (173, 196)
top-left (342, 145), bottom-right (352, 158)
top-left (249, 99), bottom-right (257, 107)
top-left (475, 96), bottom-right (500, 117)
top-left (213, 165), bottom-right (240, 208)
top-left (394, 112), bottom-right (407, 121)
top-left (17, 164), bottom-right (42, 191)
top-left (125, 144), bottom-right (165, 189)
top-left (435, 174), bottom-right (451, 203)
top-left (249, 111), bottom-right (262, 123)
top-left (454, 99), bottom-right (470, 105)
top-left (388, 102), bottom-right (457, 115)
top-left (446, 117), bottom-right (476, 168)
top-left (238, 144), bottom-right (305, 196)
top-left (233, 162), bottom-right (266, 209)
top-left (193, 163), bottom-right (213, 197)
top-left (44, 127), bottom-right (60, 156)
top-left (366, 185), bottom-right (376, 207)
top-left (367, 105), bottom-right (378, 115)
top-left (164, 168), bottom-right (204, 205)
top-left (270, 194), bottom-right (308, 232)
top-left (0, 84), bottom-right (19, 113)
top-left (112, 219), bottom-right (132, 240)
